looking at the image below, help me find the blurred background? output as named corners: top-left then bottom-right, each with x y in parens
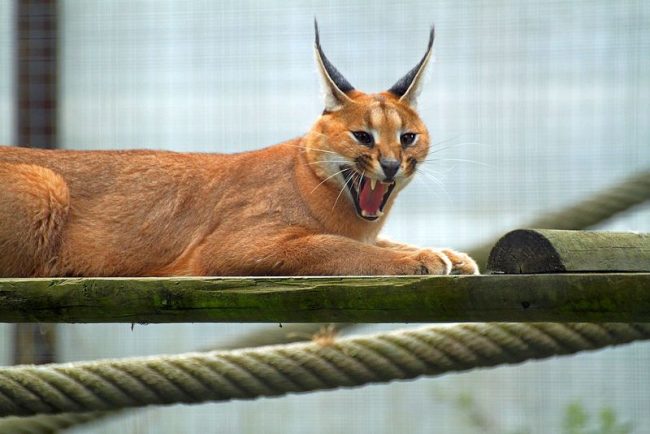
top-left (1, 0), bottom-right (649, 432)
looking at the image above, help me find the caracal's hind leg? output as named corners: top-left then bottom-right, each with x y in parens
top-left (0, 163), bottom-right (70, 276)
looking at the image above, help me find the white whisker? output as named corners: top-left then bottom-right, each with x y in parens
top-left (424, 157), bottom-right (490, 167)
top-left (310, 168), bottom-right (346, 194)
top-left (332, 170), bottom-right (355, 210)
top-left (284, 143), bottom-right (341, 156)
top-left (303, 160), bottom-right (349, 166)
top-left (309, 131), bottom-right (335, 141)
top-left (428, 135), bottom-right (462, 152)
top-left (418, 164), bottom-right (451, 177)
top-left (414, 167), bottom-right (452, 202)
top-left (429, 141), bottom-right (488, 155)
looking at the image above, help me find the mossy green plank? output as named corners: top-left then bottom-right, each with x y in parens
top-left (0, 274), bottom-right (648, 323)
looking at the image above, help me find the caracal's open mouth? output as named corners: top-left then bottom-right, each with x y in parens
top-left (340, 165), bottom-right (396, 221)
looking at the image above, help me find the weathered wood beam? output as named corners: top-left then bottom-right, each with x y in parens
top-left (0, 274), bottom-right (648, 323)
top-left (487, 229), bottom-right (650, 274)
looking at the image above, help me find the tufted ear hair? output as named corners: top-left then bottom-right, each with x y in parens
top-left (314, 20), bottom-right (354, 112)
top-left (387, 26), bottom-right (435, 107)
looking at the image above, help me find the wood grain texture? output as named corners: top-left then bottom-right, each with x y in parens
top-left (0, 274), bottom-right (648, 323)
top-left (487, 229), bottom-right (650, 274)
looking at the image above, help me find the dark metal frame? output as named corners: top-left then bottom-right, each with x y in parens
top-left (15, 0), bottom-right (58, 149)
top-left (13, 0), bottom-right (59, 365)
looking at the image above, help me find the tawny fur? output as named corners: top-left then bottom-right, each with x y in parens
top-left (0, 97), bottom-right (476, 277)
top-left (0, 30), bottom-right (478, 277)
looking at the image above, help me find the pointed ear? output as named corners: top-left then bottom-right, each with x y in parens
top-left (314, 20), bottom-right (354, 112)
top-left (387, 26), bottom-right (435, 106)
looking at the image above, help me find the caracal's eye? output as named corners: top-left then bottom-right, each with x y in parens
top-left (351, 131), bottom-right (374, 147)
top-left (400, 133), bottom-right (417, 148)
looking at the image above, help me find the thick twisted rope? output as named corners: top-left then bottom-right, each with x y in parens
top-left (528, 170), bottom-right (650, 230)
top-left (0, 323), bottom-right (648, 418)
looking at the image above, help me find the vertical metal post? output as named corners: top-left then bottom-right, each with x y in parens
top-left (13, 0), bottom-right (59, 364)
top-left (15, 0), bottom-right (58, 148)
top-left (13, 324), bottom-right (57, 365)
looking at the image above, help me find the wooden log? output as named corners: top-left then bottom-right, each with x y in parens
top-left (468, 171), bottom-right (650, 270)
top-left (0, 274), bottom-right (648, 323)
top-left (487, 229), bottom-right (650, 274)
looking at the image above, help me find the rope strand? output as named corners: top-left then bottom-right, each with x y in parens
top-left (0, 323), bottom-right (648, 418)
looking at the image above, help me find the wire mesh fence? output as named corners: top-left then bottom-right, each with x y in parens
top-left (0, 1), bottom-right (649, 433)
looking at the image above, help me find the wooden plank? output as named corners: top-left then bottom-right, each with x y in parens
top-left (487, 229), bottom-right (650, 274)
top-left (0, 274), bottom-right (648, 323)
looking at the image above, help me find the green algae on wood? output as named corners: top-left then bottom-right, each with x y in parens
top-left (0, 274), bottom-right (648, 323)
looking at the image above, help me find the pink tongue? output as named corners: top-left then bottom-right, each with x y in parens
top-left (358, 180), bottom-right (386, 215)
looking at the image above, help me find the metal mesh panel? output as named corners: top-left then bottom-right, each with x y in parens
top-left (0, 0), bottom-right (15, 369)
top-left (0, 1), bottom-right (13, 146)
top-left (2, 1), bottom-right (650, 433)
top-left (58, 0), bottom-right (650, 252)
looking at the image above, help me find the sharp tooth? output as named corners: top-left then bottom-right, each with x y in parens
top-left (370, 178), bottom-right (377, 190)
top-left (361, 209), bottom-right (381, 218)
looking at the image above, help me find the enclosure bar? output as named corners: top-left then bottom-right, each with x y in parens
top-left (0, 274), bottom-right (648, 323)
top-left (15, 0), bottom-right (58, 148)
top-left (13, 0), bottom-right (60, 366)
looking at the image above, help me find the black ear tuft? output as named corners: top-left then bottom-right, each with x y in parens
top-left (388, 26), bottom-right (435, 100)
top-left (314, 19), bottom-right (354, 94)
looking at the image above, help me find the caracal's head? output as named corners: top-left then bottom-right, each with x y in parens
top-left (305, 21), bottom-right (434, 222)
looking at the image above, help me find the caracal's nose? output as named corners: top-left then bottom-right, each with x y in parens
top-left (380, 158), bottom-right (400, 180)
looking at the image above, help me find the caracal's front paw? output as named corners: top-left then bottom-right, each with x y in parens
top-left (399, 249), bottom-right (452, 275)
top-left (441, 249), bottom-right (480, 275)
